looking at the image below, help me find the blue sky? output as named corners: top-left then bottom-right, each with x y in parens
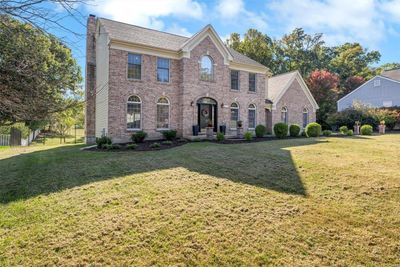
top-left (51, 0), bottom-right (400, 74)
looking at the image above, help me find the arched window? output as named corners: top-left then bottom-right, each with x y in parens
top-left (303, 107), bottom-right (309, 128)
top-left (248, 104), bottom-right (256, 129)
top-left (127, 96), bottom-right (141, 130)
top-left (157, 97), bottom-right (170, 129)
top-left (200, 55), bottom-right (214, 81)
top-left (230, 102), bottom-right (239, 129)
top-left (281, 106), bottom-right (288, 124)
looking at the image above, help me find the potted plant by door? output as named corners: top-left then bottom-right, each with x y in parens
top-left (206, 121), bottom-right (214, 139)
top-left (237, 120), bottom-right (244, 138)
top-left (379, 120), bottom-right (386, 134)
top-left (354, 121), bottom-right (360, 135)
top-left (219, 122), bottom-right (226, 135)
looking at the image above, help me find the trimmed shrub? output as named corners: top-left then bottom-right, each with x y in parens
top-left (216, 132), bottom-right (225, 142)
top-left (346, 129), bottom-right (353, 136)
top-left (162, 140), bottom-right (173, 145)
top-left (322, 130), bottom-right (332, 136)
top-left (101, 143), bottom-right (112, 150)
top-left (361, 125), bottom-right (373, 135)
top-left (339, 126), bottom-right (348, 135)
top-left (305, 122), bottom-right (322, 137)
top-left (149, 142), bottom-right (161, 148)
top-left (273, 123), bottom-right (288, 138)
top-left (244, 131), bottom-right (253, 141)
top-left (111, 144), bottom-right (121, 149)
top-left (255, 125), bottom-right (266, 138)
top-left (161, 130), bottom-right (177, 140)
top-left (127, 144), bottom-right (138, 150)
top-left (96, 136), bottom-right (112, 148)
top-left (289, 124), bottom-right (301, 137)
top-left (131, 131), bottom-right (147, 143)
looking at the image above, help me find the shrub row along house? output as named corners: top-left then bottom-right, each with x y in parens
top-left (85, 15), bottom-right (319, 143)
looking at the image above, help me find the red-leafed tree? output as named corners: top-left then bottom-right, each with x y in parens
top-left (306, 69), bottom-right (339, 127)
top-left (342, 76), bottom-right (365, 97)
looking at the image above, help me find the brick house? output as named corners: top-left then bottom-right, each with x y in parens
top-left (85, 15), bottom-right (318, 143)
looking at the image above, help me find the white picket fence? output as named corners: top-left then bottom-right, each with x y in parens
top-left (0, 134), bottom-right (10, 146)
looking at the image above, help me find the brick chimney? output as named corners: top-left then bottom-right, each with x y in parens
top-left (85, 14), bottom-right (96, 144)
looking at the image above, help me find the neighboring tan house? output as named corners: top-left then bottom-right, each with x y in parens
top-left (85, 15), bottom-right (318, 143)
top-left (337, 69), bottom-right (400, 111)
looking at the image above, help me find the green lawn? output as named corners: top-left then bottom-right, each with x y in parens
top-left (0, 135), bottom-right (399, 266)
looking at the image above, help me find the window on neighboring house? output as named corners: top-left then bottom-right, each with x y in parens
top-left (374, 79), bottom-right (381, 87)
top-left (231, 70), bottom-right (239, 90)
top-left (248, 104), bottom-right (256, 129)
top-left (200, 56), bottom-right (214, 81)
top-left (249, 73), bottom-right (256, 92)
top-left (303, 107), bottom-right (309, 128)
top-left (127, 95), bottom-right (141, 129)
top-left (281, 106), bottom-right (288, 124)
top-left (157, 58), bottom-right (170, 83)
top-left (128, 53), bottom-right (141, 79)
top-left (230, 102), bottom-right (239, 129)
top-left (156, 97), bottom-right (170, 129)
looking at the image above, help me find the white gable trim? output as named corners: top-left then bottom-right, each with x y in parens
top-left (337, 75), bottom-right (400, 104)
top-left (272, 71), bottom-right (319, 111)
top-left (180, 24), bottom-right (233, 65)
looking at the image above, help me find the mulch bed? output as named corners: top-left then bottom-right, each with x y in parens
top-left (86, 139), bottom-right (189, 152)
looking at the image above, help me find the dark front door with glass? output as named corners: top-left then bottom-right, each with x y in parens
top-left (197, 97), bottom-right (218, 133)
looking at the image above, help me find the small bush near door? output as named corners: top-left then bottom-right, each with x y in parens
top-left (161, 130), bottom-right (177, 140)
top-left (339, 126), bottom-right (349, 135)
top-left (244, 131), bottom-right (253, 141)
top-left (273, 123), bottom-right (288, 138)
top-left (216, 132), bottom-right (225, 142)
top-left (255, 125), bottom-right (266, 137)
top-left (305, 122), bottom-right (322, 137)
top-left (96, 136), bottom-right (112, 148)
top-left (131, 131), bottom-right (147, 143)
top-left (361, 125), bottom-right (373, 135)
top-left (289, 124), bottom-right (301, 137)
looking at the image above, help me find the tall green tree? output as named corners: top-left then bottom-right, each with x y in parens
top-left (0, 15), bottom-right (82, 125)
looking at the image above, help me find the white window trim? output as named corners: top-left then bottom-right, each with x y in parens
top-left (127, 95), bottom-right (142, 131)
top-left (127, 53), bottom-right (143, 81)
top-left (230, 102), bottom-right (240, 130)
top-left (281, 106), bottom-right (288, 124)
top-left (156, 97), bottom-right (171, 130)
top-left (199, 55), bottom-right (214, 82)
top-left (156, 57), bottom-right (171, 83)
top-left (248, 104), bottom-right (256, 130)
top-left (302, 107), bottom-right (309, 128)
top-left (249, 73), bottom-right (257, 92)
top-left (230, 69), bottom-right (240, 91)
top-left (374, 79), bottom-right (381, 87)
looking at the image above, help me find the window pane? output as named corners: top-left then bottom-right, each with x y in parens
top-left (128, 54), bottom-right (141, 79)
top-left (200, 56), bottom-right (213, 81)
top-left (230, 108), bottom-right (239, 128)
top-left (248, 109), bottom-right (256, 128)
top-left (157, 104), bottom-right (169, 129)
top-left (127, 103), bottom-right (141, 129)
top-left (281, 111), bottom-right (288, 124)
top-left (303, 112), bottom-right (308, 128)
top-left (249, 73), bottom-right (256, 92)
top-left (157, 58), bottom-right (169, 68)
top-left (157, 68), bottom-right (169, 82)
top-left (231, 70), bottom-right (239, 90)
top-left (128, 54), bottom-right (141, 64)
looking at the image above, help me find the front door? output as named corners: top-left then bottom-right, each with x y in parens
top-left (197, 97), bottom-right (218, 133)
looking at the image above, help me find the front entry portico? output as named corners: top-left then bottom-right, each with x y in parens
top-left (197, 97), bottom-right (218, 133)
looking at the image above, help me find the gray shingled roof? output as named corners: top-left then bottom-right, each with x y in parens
top-left (382, 69), bottom-right (400, 81)
top-left (267, 71), bottom-right (298, 101)
top-left (98, 18), bottom-right (265, 68)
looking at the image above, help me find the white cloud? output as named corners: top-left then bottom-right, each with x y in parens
top-left (165, 23), bottom-right (192, 37)
top-left (267, 0), bottom-right (394, 48)
top-left (216, 0), bottom-right (244, 18)
top-left (380, 0), bottom-right (400, 22)
top-left (91, 0), bottom-right (204, 30)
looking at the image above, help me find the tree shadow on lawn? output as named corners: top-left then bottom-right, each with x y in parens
top-left (0, 138), bottom-right (326, 204)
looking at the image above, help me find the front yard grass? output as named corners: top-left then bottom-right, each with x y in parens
top-left (0, 134), bottom-right (399, 266)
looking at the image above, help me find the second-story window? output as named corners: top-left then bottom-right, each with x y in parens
top-left (128, 53), bottom-right (141, 80)
top-left (200, 55), bottom-right (214, 81)
top-left (231, 70), bottom-right (239, 90)
top-left (157, 58), bottom-right (170, 83)
top-left (249, 73), bottom-right (256, 92)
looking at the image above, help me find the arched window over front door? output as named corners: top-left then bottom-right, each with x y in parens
top-left (200, 55), bottom-right (214, 81)
top-left (230, 102), bottom-right (239, 129)
top-left (281, 106), bottom-right (288, 124)
top-left (157, 97), bottom-right (170, 129)
top-left (303, 107), bottom-right (309, 128)
top-left (127, 95), bottom-right (141, 130)
top-left (248, 104), bottom-right (256, 129)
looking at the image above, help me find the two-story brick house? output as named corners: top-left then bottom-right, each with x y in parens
top-left (85, 15), bottom-right (318, 143)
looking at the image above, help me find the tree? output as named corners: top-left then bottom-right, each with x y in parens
top-left (0, 16), bottom-right (82, 125)
top-left (306, 70), bottom-right (339, 128)
top-left (376, 62), bottom-right (400, 73)
top-left (50, 100), bottom-right (83, 142)
top-left (341, 76), bottom-right (365, 97)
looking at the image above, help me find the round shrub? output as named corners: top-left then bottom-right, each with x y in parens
top-left (361, 124), bottom-right (373, 135)
top-left (96, 136), bottom-right (112, 149)
top-left (322, 130), bottom-right (332, 136)
top-left (216, 132), bottom-right (225, 142)
top-left (255, 125), bottom-right (266, 138)
top-left (339, 125), bottom-right (348, 135)
top-left (289, 124), bottom-right (301, 137)
top-left (305, 122), bottom-right (322, 137)
top-left (346, 129), bottom-right (353, 136)
top-left (274, 123), bottom-right (288, 138)
top-left (127, 144), bottom-right (138, 150)
top-left (161, 130), bottom-right (177, 140)
top-left (131, 131), bottom-right (147, 143)
top-left (244, 131), bottom-right (253, 141)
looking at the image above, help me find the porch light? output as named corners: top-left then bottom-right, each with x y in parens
top-left (190, 101), bottom-right (194, 106)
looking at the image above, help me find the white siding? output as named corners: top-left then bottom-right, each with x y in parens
top-left (95, 25), bottom-right (109, 137)
top-left (337, 76), bottom-right (400, 111)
